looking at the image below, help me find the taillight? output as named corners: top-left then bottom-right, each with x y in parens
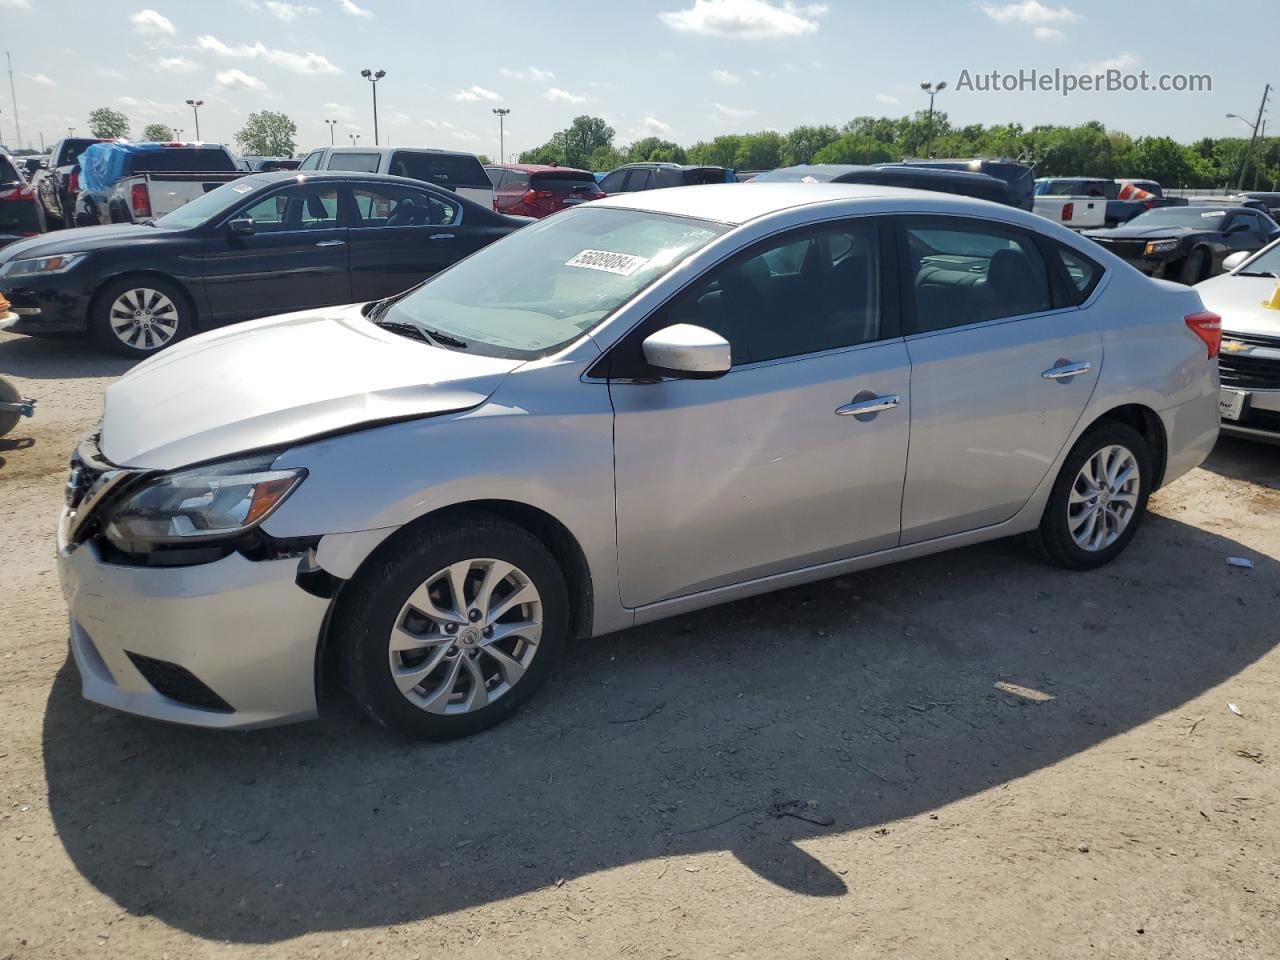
top-left (67, 170), bottom-right (80, 194)
top-left (1062, 202), bottom-right (1074, 222)
top-left (1142, 199), bottom-right (1155, 210)
top-left (130, 182), bottom-right (152, 218)
top-left (1185, 311), bottom-right (1222, 359)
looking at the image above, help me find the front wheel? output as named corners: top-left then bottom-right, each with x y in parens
top-left (1179, 247), bottom-right (1209, 285)
top-left (91, 277), bottom-right (191, 357)
top-left (1027, 422), bottom-right (1152, 570)
top-left (341, 515), bottom-right (569, 740)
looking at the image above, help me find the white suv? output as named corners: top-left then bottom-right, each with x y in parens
top-left (298, 147), bottom-right (494, 208)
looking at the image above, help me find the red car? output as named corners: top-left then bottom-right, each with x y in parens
top-left (0, 152), bottom-right (42, 249)
top-left (484, 164), bottom-right (605, 218)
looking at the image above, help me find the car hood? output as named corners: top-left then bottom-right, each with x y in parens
top-left (0, 223), bottom-right (173, 261)
top-left (1195, 272), bottom-right (1280, 338)
top-left (1083, 224), bottom-right (1205, 241)
top-left (99, 303), bottom-right (524, 470)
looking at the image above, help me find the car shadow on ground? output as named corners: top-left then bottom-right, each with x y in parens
top-left (42, 508), bottom-right (1277, 944)
top-left (1199, 435), bottom-right (1279, 488)
top-left (0, 334), bottom-right (134, 380)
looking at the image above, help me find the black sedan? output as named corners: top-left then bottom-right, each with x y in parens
top-left (0, 171), bottom-right (528, 356)
top-left (1082, 206), bottom-right (1280, 285)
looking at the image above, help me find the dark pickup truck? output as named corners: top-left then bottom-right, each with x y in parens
top-left (30, 137), bottom-right (110, 230)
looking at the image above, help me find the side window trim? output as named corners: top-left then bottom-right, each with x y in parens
top-left (893, 214), bottom-right (1064, 338)
top-left (591, 215), bottom-right (898, 380)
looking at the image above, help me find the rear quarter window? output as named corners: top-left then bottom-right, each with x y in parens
top-left (391, 151), bottom-right (489, 190)
top-left (1052, 244), bottom-right (1103, 305)
top-left (326, 152), bottom-right (382, 173)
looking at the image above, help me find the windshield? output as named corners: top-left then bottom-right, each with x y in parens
top-left (1236, 240), bottom-right (1280, 275)
top-left (1130, 207), bottom-right (1228, 229)
top-left (383, 206), bottom-right (730, 358)
top-left (153, 176), bottom-right (267, 229)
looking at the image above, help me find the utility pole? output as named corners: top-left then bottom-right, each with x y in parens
top-left (6, 53), bottom-right (21, 149)
top-left (1257, 118), bottom-right (1268, 191)
top-left (1237, 83), bottom-right (1270, 192)
top-left (38, 130), bottom-right (44, 151)
top-left (360, 69), bottom-right (385, 145)
top-left (921, 80), bottom-right (946, 159)
top-left (185, 99), bottom-right (203, 140)
top-left (493, 107), bottom-right (510, 165)
top-left (325, 119), bottom-right (337, 144)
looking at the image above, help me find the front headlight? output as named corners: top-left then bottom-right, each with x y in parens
top-left (1144, 240), bottom-right (1180, 256)
top-left (101, 456), bottom-right (306, 552)
top-left (0, 252), bottom-right (87, 279)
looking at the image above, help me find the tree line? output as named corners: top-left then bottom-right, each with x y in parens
top-left (519, 114), bottom-right (1280, 190)
top-left (83, 106), bottom-right (297, 157)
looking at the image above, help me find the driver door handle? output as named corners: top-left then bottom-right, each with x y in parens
top-left (1042, 361), bottom-right (1091, 380)
top-left (835, 395), bottom-right (900, 416)
top-left (429, 233), bottom-right (456, 240)
top-left (314, 239), bottom-right (345, 247)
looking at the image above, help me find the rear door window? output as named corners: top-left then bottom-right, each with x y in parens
top-left (904, 219), bottom-right (1052, 332)
top-left (351, 184), bottom-right (457, 226)
top-left (326, 152), bottom-right (381, 173)
top-left (237, 184), bottom-right (343, 232)
top-left (599, 169), bottom-right (628, 193)
top-left (128, 149), bottom-right (237, 173)
top-left (390, 151), bottom-right (488, 191)
top-left (627, 169), bottom-right (653, 191)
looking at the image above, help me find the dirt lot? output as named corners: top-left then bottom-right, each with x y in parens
top-left (1, 329), bottom-right (1278, 959)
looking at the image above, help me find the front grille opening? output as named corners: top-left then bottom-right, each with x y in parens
top-left (125, 652), bottom-right (234, 712)
top-left (1220, 355), bottom-right (1280, 391)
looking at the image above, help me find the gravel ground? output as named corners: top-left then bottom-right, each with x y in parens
top-left (1, 329), bottom-right (1278, 959)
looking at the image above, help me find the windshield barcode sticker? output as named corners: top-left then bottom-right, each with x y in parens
top-left (565, 249), bottom-right (650, 276)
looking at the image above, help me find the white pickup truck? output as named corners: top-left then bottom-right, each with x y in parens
top-left (1032, 177), bottom-right (1109, 230)
top-left (75, 143), bottom-right (245, 226)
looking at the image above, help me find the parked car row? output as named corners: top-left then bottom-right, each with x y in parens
top-left (49, 181), bottom-right (1222, 740)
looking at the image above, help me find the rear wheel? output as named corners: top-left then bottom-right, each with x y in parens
top-left (1027, 422), bottom-right (1152, 570)
top-left (342, 515), bottom-right (569, 740)
top-left (91, 276), bottom-right (190, 357)
top-left (0, 377), bottom-right (22, 438)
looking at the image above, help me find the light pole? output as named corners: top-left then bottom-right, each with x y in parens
top-left (174, 127), bottom-right (183, 139)
top-left (492, 107), bottom-right (510, 165)
top-left (921, 81), bottom-right (947, 158)
top-left (359, 68), bottom-right (385, 145)
top-left (324, 119), bottom-right (338, 145)
top-left (349, 132), bottom-right (360, 145)
top-left (67, 126), bottom-right (74, 136)
top-left (185, 99), bottom-right (203, 140)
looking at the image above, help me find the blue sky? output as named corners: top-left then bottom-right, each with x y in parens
top-left (0, 0), bottom-right (1272, 158)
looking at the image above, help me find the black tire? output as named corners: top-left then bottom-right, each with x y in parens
top-left (1179, 247), bottom-right (1209, 285)
top-left (340, 514), bottom-right (569, 741)
top-left (91, 275), bottom-right (191, 357)
top-left (1026, 422), bottom-right (1152, 570)
top-left (0, 377), bottom-right (22, 438)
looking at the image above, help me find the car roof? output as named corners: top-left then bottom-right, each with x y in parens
top-left (248, 169), bottom-right (483, 198)
top-left (321, 145), bottom-right (477, 158)
top-left (592, 181), bottom-right (1035, 226)
top-left (485, 163), bottom-right (592, 174)
top-left (615, 162), bottom-right (727, 171)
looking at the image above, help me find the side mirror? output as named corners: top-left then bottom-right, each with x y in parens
top-left (227, 217), bottom-right (256, 237)
top-left (1222, 251), bottom-right (1251, 272)
top-left (641, 324), bottom-right (731, 380)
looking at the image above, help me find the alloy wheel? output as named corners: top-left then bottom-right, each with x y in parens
top-left (388, 558), bottom-right (543, 715)
top-left (108, 287), bottom-right (180, 351)
top-left (1067, 444), bottom-right (1141, 552)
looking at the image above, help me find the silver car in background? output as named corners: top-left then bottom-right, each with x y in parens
top-left (57, 183), bottom-right (1221, 739)
top-left (1195, 238), bottom-right (1280, 443)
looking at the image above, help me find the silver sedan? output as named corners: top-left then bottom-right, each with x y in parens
top-left (57, 183), bottom-right (1221, 739)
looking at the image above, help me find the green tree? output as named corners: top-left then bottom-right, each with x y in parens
top-left (87, 107), bottom-right (130, 139)
top-left (142, 123), bottom-right (174, 142)
top-left (520, 115), bottom-right (615, 169)
top-left (781, 125), bottom-right (839, 166)
top-left (812, 133), bottom-right (895, 165)
top-left (587, 145), bottom-right (625, 171)
top-left (686, 135), bottom-right (742, 167)
top-left (624, 137), bottom-right (685, 163)
top-left (234, 110), bottom-right (298, 157)
top-left (733, 131), bottom-right (785, 170)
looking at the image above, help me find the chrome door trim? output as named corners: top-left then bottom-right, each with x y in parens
top-left (835, 394), bottom-right (900, 416)
top-left (1042, 361), bottom-right (1092, 380)
top-left (314, 239), bottom-right (345, 247)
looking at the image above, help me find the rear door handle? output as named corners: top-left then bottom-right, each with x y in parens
top-left (315, 239), bottom-right (345, 247)
top-left (429, 233), bottom-right (456, 240)
top-left (1042, 361), bottom-right (1091, 380)
top-left (835, 394), bottom-right (900, 416)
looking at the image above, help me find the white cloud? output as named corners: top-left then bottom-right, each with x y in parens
top-left (26, 72), bottom-right (54, 86)
top-left (659, 0), bottom-right (828, 39)
top-left (714, 102), bottom-right (756, 118)
top-left (216, 68), bottom-right (266, 91)
top-left (545, 87), bottom-right (587, 104)
top-left (529, 66), bottom-right (556, 82)
top-left (875, 93), bottom-right (899, 104)
top-left (1033, 26), bottom-right (1065, 41)
top-left (130, 8), bottom-right (175, 35)
top-left (196, 35), bottom-right (341, 74)
top-left (453, 85), bottom-right (501, 102)
top-left (980, 1), bottom-right (1078, 24)
top-left (155, 56), bottom-right (200, 73)
top-left (632, 115), bottom-right (673, 138)
top-left (500, 66), bottom-right (556, 82)
top-left (337, 0), bottom-right (373, 16)
top-left (383, 110), bottom-right (411, 124)
top-left (0, 0), bottom-right (32, 9)
top-left (98, 67), bottom-right (125, 79)
top-left (1084, 52), bottom-right (1139, 73)
top-left (450, 129), bottom-right (481, 142)
top-left (265, 0), bottom-right (318, 19)
top-left (118, 95), bottom-right (185, 117)
top-left (323, 102), bottom-right (353, 120)
top-left (712, 68), bottom-right (741, 84)
top-left (424, 119), bottom-right (457, 130)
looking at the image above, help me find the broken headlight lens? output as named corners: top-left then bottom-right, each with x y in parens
top-left (102, 456), bottom-right (306, 552)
